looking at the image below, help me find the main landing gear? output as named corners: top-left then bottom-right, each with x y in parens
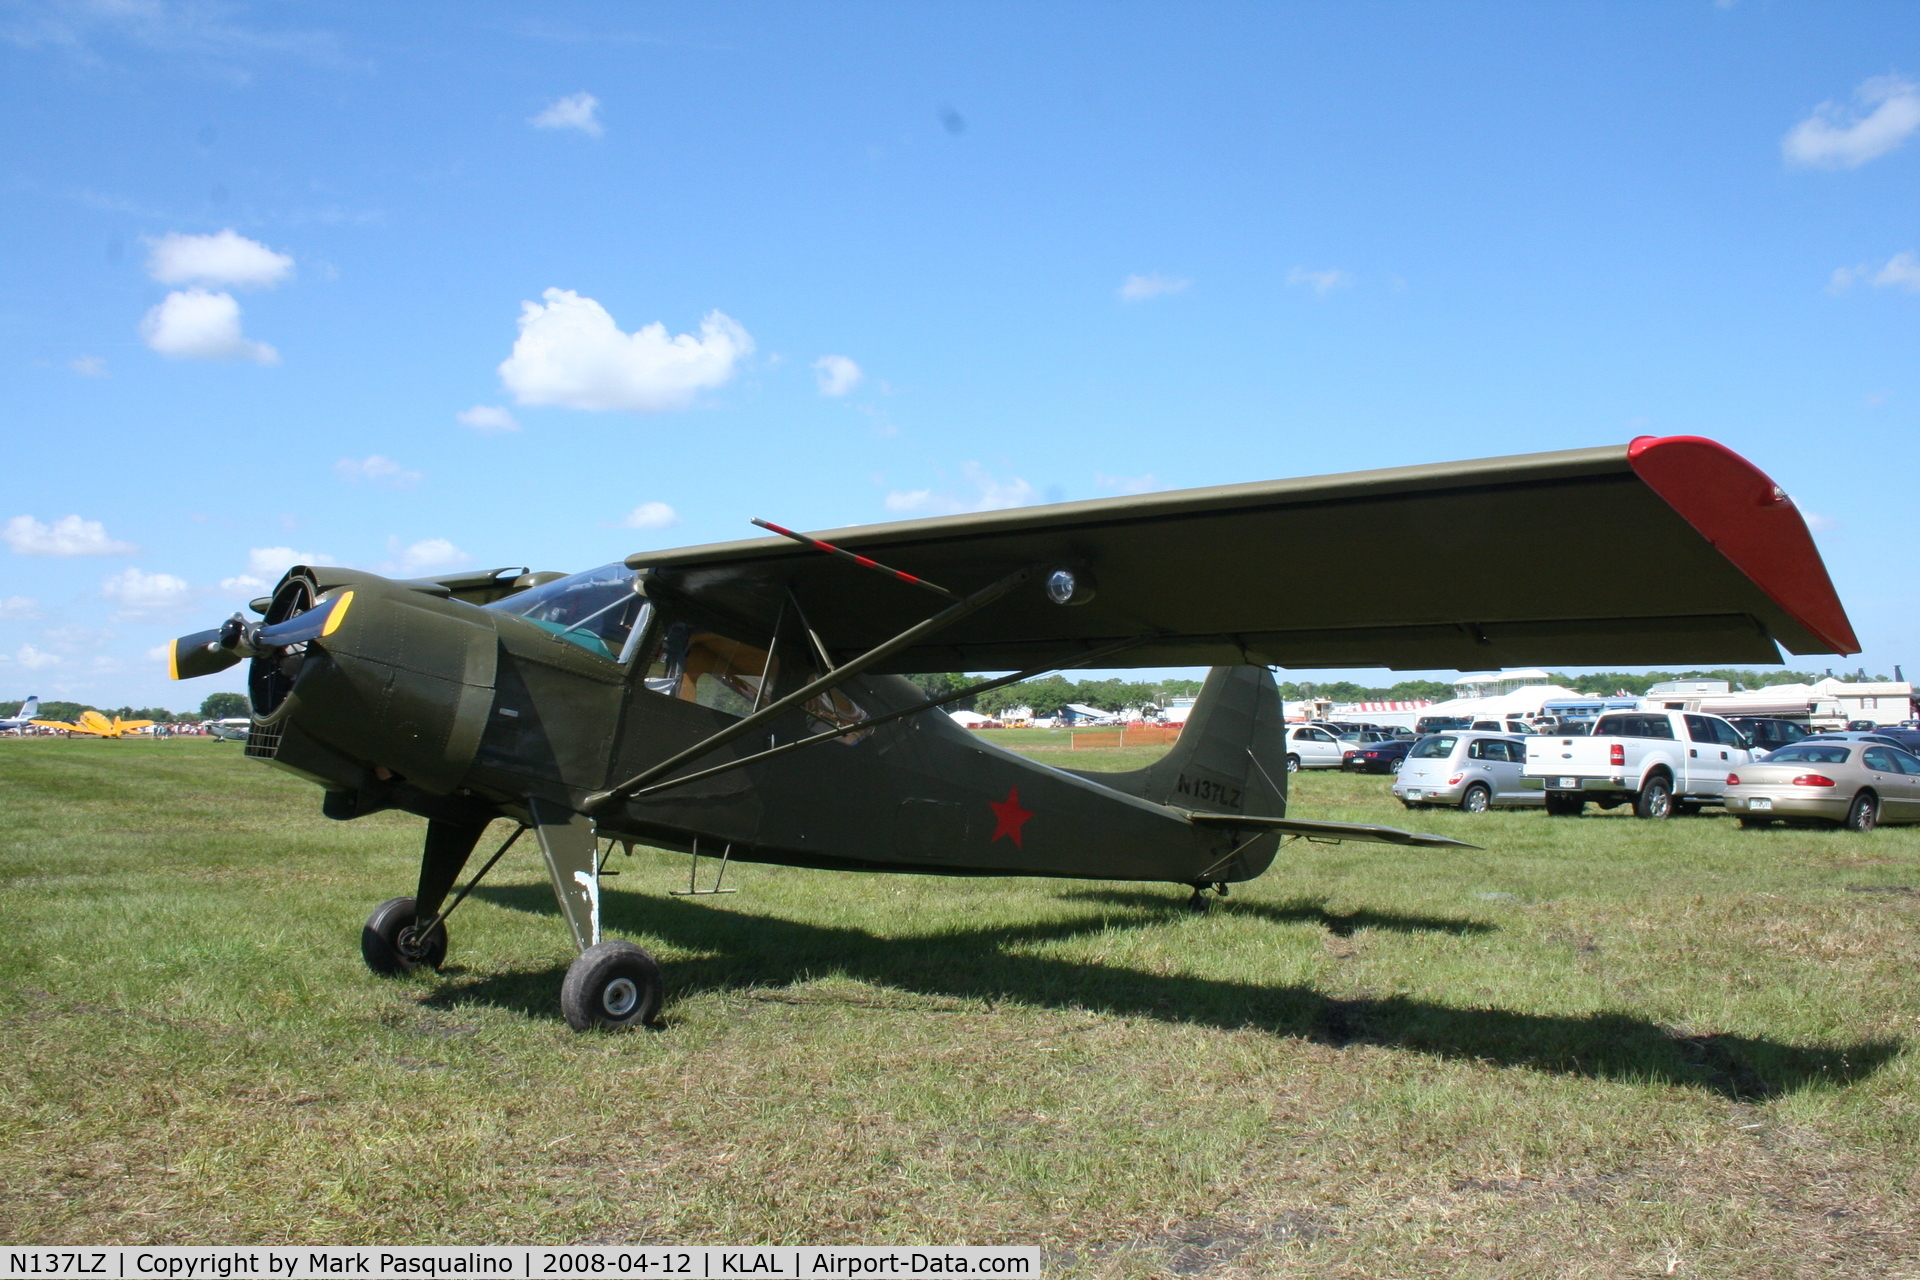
top-left (359, 801), bottom-right (666, 1031)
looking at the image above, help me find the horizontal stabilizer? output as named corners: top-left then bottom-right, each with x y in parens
top-left (1179, 811), bottom-right (1481, 850)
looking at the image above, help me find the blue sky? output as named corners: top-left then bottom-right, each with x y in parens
top-left (3, 1), bottom-right (1918, 710)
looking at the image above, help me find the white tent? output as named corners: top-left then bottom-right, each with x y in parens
top-left (947, 709), bottom-right (999, 728)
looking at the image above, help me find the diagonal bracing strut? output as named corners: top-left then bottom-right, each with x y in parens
top-left (581, 566), bottom-right (1030, 814)
top-left (618, 634), bottom-right (1151, 802)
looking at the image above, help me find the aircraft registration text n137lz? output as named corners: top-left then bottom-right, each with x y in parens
top-left (165, 436), bottom-right (1856, 1030)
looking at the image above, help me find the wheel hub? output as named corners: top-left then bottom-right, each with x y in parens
top-left (601, 977), bottom-right (639, 1018)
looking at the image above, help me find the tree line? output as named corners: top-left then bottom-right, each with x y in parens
top-left (1, 692), bottom-right (251, 722)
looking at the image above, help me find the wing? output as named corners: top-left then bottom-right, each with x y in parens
top-left (622, 436), bottom-right (1857, 673)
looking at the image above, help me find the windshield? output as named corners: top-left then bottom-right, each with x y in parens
top-left (1410, 735), bottom-right (1457, 759)
top-left (1762, 744), bottom-right (1852, 765)
top-left (486, 563), bottom-right (650, 661)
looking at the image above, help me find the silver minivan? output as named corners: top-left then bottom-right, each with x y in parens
top-left (1391, 732), bottom-right (1543, 812)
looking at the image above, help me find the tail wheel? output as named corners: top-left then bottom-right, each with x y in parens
top-left (1460, 783), bottom-right (1491, 813)
top-left (1285, 754), bottom-right (1301, 774)
top-left (1634, 774), bottom-right (1674, 820)
top-left (1844, 792), bottom-right (1878, 834)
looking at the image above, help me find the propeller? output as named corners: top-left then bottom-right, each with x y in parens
top-left (166, 583), bottom-right (353, 689)
top-left (167, 627), bottom-right (245, 680)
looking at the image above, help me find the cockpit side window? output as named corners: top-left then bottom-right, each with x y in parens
top-left (639, 614), bottom-right (872, 741)
top-left (642, 622), bottom-right (778, 716)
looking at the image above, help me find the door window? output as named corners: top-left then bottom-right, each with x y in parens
top-left (643, 621), bottom-right (778, 717)
top-left (1863, 747), bottom-right (1898, 773)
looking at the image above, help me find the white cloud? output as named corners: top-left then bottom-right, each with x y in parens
top-left (498, 289), bottom-right (754, 414)
top-left (68, 355), bottom-right (107, 377)
top-left (456, 404), bottom-right (520, 433)
top-left (385, 537), bottom-right (470, 576)
top-left (0, 596), bottom-right (41, 619)
top-left (334, 455), bottom-right (422, 488)
top-left (146, 229), bottom-right (294, 289)
top-left (145, 643), bottom-right (175, 663)
top-left (1783, 77), bottom-right (1920, 169)
top-left (618, 502), bottom-right (680, 530)
top-left (883, 463), bottom-right (1036, 516)
top-left (1094, 471), bottom-right (1160, 496)
top-left (812, 354), bottom-right (863, 396)
top-left (1802, 511), bottom-right (1841, 533)
top-left (0, 644), bottom-right (63, 671)
top-left (140, 288), bottom-right (279, 363)
top-left (530, 92), bottom-right (603, 136)
top-left (4, 514), bottom-right (136, 556)
top-left (101, 567), bottom-right (194, 619)
top-left (219, 546), bottom-right (332, 593)
top-left (1873, 252), bottom-right (1920, 291)
top-left (1827, 251), bottom-right (1920, 294)
top-left (1287, 267), bottom-right (1354, 295)
top-left (1118, 273), bottom-right (1191, 302)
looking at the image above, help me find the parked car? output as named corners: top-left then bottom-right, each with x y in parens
top-left (1725, 740), bottom-right (1920, 832)
top-left (1814, 724), bottom-right (1920, 754)
top-left (1728, 717), bottom-right (1811, 753)
top-left (1393, 733), bottom-right (1542, 811)
top-left (1800, 730), bottom-right (1918, 752)
top-left (1415, 714), bottom-right (1474, 734)
top-left (1346, 737), bottom-right (1414, 774)
top-left (1521, 709), bottom-right (1752, 818)
top-left (1284, 723), bottom-right (1347, 771)
top-left (1471, 718), bottom-right (1536, 734)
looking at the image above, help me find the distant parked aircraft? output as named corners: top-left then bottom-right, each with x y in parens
top-left (206, 717), bottom-right (251, 741)
top-left (32, 710), bottom-right (153, 738)
top-left (0, 696), bottom-right (41, 731)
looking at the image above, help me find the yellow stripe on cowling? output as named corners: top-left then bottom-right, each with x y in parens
top-left (168, 637), bottom-right (181, 680)
top-left (321, 590), bottom-right (354, 637)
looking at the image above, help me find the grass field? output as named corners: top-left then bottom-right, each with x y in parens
top-left (2, 737), bottom-right (1917, 1276)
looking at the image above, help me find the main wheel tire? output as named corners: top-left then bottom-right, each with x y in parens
top-left (1460, 783), bottom-right (1492, 814)
top-left (1285, 754), bottom-right (1301, 774)
top-left (1634, 774), bottom-right (1675, 820)
top-left (1844, 792), bottom-right (1879, 834)
top-left (560, 940), bottom-right (663, 1031)
top-left (361, 896), bottom-right (448, 976)
top-left (1737, 817), bottom-right (1773, 830)
top-left (1544, 793), bottom-right (1583, 816)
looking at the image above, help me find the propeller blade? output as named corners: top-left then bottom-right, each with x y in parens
top-left (167, 629), bottom-right (244, 680)
top-left (256, 589), bottom-right (353, 647)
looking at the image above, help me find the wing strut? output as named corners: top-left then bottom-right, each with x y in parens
top-left (582, 567), bottom-right (1031, 814)
top-left (618, 633), bottom-right (1152, 803)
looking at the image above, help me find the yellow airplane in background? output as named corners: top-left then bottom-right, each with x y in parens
top-left (32, 710), bottom-right (153, 738)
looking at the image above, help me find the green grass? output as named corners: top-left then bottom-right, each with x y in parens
top-left (2, 738), bottom-right (1917, 1277)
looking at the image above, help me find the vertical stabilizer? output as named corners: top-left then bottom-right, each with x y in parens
top-left (1065, 665), bottom-right (1288, 818)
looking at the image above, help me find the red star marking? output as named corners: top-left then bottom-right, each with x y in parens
top-left (988, 786), bottom-right (1034, 849)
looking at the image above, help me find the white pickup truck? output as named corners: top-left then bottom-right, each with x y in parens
top-left (1521, 709), bottom-right (1754, 818)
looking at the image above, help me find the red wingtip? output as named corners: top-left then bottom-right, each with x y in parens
top-left (1627, 436), bottom-right (1858, 655)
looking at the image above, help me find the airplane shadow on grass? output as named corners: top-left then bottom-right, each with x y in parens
top-left (440, 883), bottom-right (1900, 1100)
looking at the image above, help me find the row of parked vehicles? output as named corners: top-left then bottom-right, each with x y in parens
top-left (1289, 711), bottom-right (1920, 833)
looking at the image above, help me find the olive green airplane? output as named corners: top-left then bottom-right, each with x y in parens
top-left (166, 436), bottom-right (1855, 1030)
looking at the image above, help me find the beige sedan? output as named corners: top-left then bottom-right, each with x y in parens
top-left (1724, 741), bottom-right (1920, 832)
